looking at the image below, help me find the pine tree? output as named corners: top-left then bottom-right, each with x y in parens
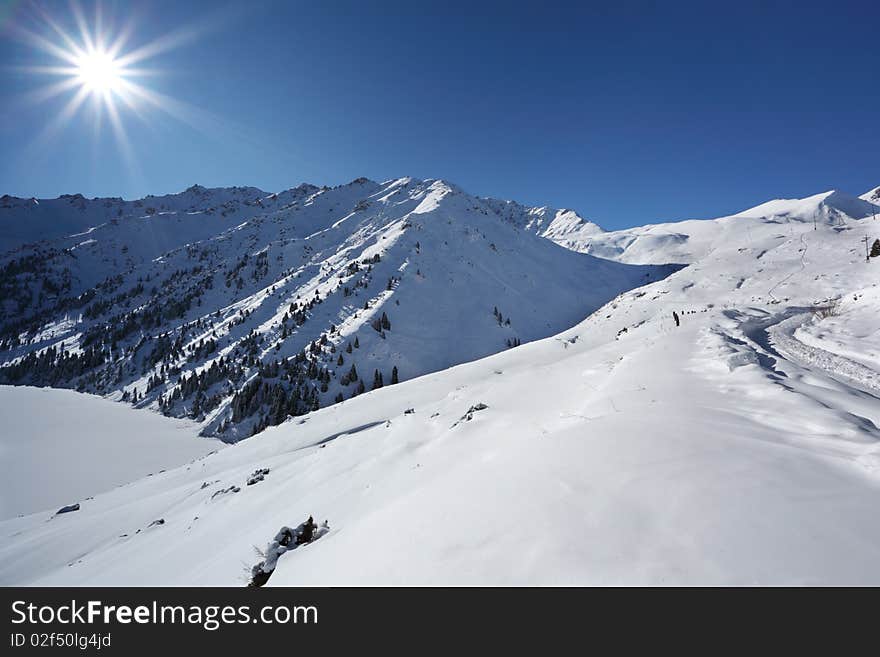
top-left (337, 353), bottom-right (344, 366)
top-left (346, 342), bottom-right (353, 353)
top-left (354, 337), bottom-right (360, 348)
top-left (871, 238), bottom-right (880, 258)
top-left (391, 366), bottom-right (399, 385)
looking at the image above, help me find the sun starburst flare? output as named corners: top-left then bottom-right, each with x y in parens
top-left (75, 49), bottom-right (123, 92)
top-left (8, 1), bottom-right (223, 171)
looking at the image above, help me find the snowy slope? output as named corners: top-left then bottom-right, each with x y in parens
top-left (553, 189), bottom-right (880, 265)
top-left (795, 287), bottom-right (880, 373)
top-left (0, 385), bottom-right (218, 520)
top-left (2, 186), bottom-right (879, 585)
top-left (860, 185), bottom-right (880, 206)
top-left (482, 198), bottom-right (607, 249)
top-left (0, 178), bottom-right (676, 441)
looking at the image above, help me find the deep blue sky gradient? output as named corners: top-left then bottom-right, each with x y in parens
top-left (1, 0), bottom-right (878, 229)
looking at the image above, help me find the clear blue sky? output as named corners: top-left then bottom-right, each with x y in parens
top-left (1, 0), bottom-right (878, 229)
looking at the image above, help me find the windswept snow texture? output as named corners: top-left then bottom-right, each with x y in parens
top-left (0, 386), bottom-right (218, 520)
top-left (2, 184), bottom-right (879, 585)
top-left (0, 177), bottom-right (675, 441)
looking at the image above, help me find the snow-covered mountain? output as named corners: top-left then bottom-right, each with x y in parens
top-left (3, 182), bottom-right (879, 585)
top-left (0, 185), bottom-right (269, 254)
top-left (482, 186), bottom-right (879, 266)
top-left (543, 188), bottom-right (879, 265)
top-left (861, 184), bottom-right (880, 206)
top-left (481, 198), bottom-right (607, 248)
top-left (0, 177), bottom-right (677, 441)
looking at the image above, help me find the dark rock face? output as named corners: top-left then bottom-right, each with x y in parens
top-left (56, 503), bottom-right (80, 515)
top-left (248, 518), bottom-right (328, 588)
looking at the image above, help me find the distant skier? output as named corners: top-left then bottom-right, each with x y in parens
top-left (673, 311), bottom-right (680, 327)
top-left (297, 516), bottom-right (317, 545)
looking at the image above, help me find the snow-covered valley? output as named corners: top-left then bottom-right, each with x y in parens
top-left (1, 181), bottom-right (879, 585)
top-left (0, 386), bottom-right (219, 520)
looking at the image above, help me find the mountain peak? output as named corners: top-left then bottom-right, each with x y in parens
top-left (733, 188), bottom-right (876, 223)
top-left (860, 185), bottom-right (880, 205)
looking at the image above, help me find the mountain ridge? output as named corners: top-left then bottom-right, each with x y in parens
top-left (0, 177), bottom-right (676, 441)
top-left (547, 187), bottom-right (880, 265)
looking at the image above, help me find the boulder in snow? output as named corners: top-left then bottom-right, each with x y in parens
top-left (55, 503), bottom-right (80, 515)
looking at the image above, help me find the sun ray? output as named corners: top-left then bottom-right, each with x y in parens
top-left (112, 3), bottom-right (239, 69)
top-left (115, 79), bottom-right (215, 132)
top-left (113, 25), bottom-right (203, 70)
top-left (91, 91), bottom-right (105, 140)
top-left (11, 24), bottom-right (83, 65)
top-left (13, 65), bottom-right (81, 77)
top-left (119, 67), bottom-right (166, 78)
top-left (105, 17), bottom-right (136, 61)
top-left (105, 92), bottom-right (139, 177)
top-left (70, 0), bottom-right (95, 54)
top-left (94, 1), bottom-right (104, 50)
top-left (109, 81), bottom-right (151, 123)
top-left (27, 84), bottom-right (92, 154)
top-left (17, 76), bottom-right (83, 107)
top-left (38, 3), bottom-right (87, 60)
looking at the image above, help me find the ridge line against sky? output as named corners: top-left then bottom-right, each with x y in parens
top-left (3, 177), bottom-right (878, 235)
top-left (1, 0), bottom-right (878, 230)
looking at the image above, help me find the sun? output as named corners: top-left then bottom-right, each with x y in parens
top-left (10, 1), bottom-right (210, 161)
top-left (75, 49), bottom-right (124, 93)
top-left (11, 1), bottom-right (234, 172)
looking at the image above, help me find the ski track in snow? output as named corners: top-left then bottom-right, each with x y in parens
top-left (707, 307), bottom-right (880, 474)
top-left (768, 312), bottom-right (880, 398)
